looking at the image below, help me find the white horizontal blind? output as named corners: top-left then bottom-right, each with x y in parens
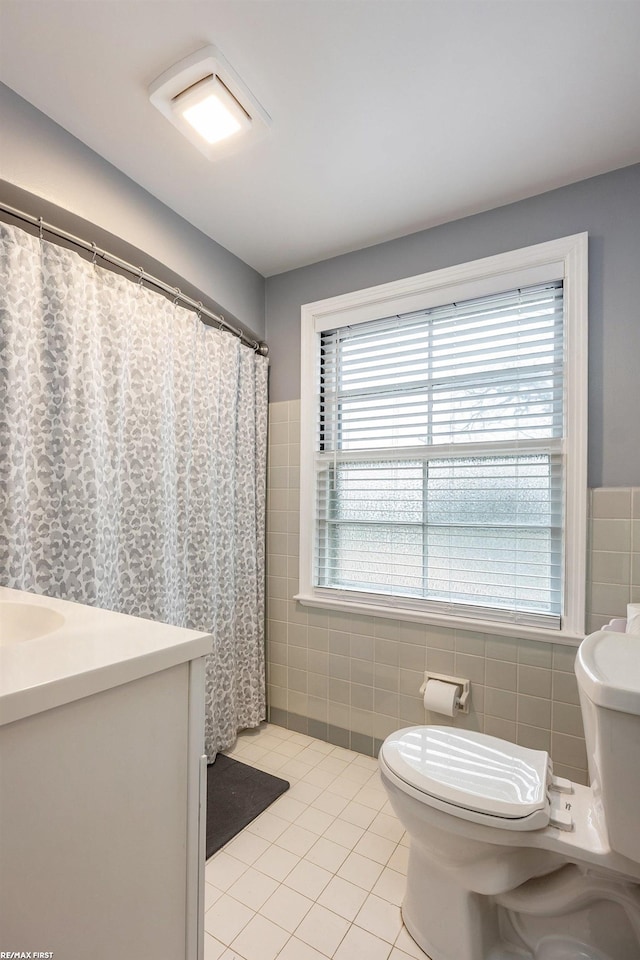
top-left (315, 281), bottom-right (564, 627)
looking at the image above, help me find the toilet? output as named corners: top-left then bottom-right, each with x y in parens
top-left (378, 629), bottom-right (640, 960)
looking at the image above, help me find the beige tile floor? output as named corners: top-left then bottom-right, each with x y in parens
top-left (203, 722), bottom-right (430, 960)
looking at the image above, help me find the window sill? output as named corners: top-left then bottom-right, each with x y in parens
top-left (294, 592), bottom-right (584, 647)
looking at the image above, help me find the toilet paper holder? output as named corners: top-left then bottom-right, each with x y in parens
top-left (419, 671), bottom-right (471, 714)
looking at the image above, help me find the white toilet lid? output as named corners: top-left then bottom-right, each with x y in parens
top-left (381, 726), bottom-right (550, 819)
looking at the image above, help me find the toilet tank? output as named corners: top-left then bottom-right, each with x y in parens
top-left (575, 630), bottom-right (640, 864)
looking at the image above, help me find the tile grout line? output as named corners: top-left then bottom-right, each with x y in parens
top-left (204, 722), bottom-right (420, 960)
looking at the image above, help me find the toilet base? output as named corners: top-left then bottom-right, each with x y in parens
top-left (380, 753), bottom-right (640, 960)
top-left (400, 853), bottom-right (640, 960)
top-left (402, 897), bottom-right (632, 960)
top-left (528, 937), bottom-right (614, 960)
top-left (498, 888), bottom-right (640, 960)
top-left (401, 846), bottom-right (500, 960)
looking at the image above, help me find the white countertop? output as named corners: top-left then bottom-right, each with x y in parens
top-left (0, 587), bottom-right (213, 725)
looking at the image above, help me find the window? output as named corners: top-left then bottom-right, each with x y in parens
top-left (298, 235), bottom-right (588, 642)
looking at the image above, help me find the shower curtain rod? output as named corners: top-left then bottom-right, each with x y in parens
top-left (0, 201), bottom-right (268, 356)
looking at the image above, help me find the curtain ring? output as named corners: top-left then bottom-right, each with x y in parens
top-left (38, 217), bottom-right (44, 241)
top-left (173, 287), bottom-right (182, 304)
top-left (137, 266), bottom-right (144, 286)
top-left (195, 301), bottom-right (203, 319)
top-left (91, 242), bottom-right (98, 265)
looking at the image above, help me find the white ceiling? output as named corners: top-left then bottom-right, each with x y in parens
top-left (1, 1), bottom-right (639, 277)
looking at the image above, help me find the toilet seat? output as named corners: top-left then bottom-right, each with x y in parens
top-left (380, 726), bottom-right (552, 831)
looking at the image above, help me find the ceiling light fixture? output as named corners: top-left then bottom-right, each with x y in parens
top-left (149, 45), bottom-right (271, 160)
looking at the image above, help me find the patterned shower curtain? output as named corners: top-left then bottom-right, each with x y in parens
top-left (0, 221), bottom-right (268, 759)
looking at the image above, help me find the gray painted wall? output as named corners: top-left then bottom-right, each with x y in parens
top-left (265, 164), bottom-right (640, 488)
top-left (0, 83), bottom-right (265, 340)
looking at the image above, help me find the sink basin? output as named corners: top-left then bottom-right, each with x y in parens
top-left (0, 602), bottom-right (66, 645)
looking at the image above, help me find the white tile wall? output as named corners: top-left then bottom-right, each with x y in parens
top-left (588, 487), bottom-right (640, 628)
top-left (266, 400), bottom-right (640, 785)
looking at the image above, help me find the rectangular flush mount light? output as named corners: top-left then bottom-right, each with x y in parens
top-left (149, 45), bottom-right (271, 160)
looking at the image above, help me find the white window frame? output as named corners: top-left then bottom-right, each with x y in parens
top-left (297, 234), bottom-right (588, 644)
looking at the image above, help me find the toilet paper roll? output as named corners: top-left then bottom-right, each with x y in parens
top-left (627, 604), bottom-right (640, 636)
top-left (423, 679), bottom-right (460, 717)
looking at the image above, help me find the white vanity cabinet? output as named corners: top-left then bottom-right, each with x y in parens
top-left (0, 587), bottom-right (211, 960)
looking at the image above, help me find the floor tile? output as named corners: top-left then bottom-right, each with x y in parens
top-left (337, 851), bottom-right (384, 891)
top-left (224, 831), bottom-right (272, 865)
top-left (259, 883), bottom-right (314, 933)
top-left (204, 882), bottom-right (224, 911)
top-left (317, 875), bottom-right (368, 921)
top-left (263, 723), bottom-right (293, 740)
top-left (287, 732), bottom-right (317, 747)
top-left (288, 781), bottom-right (324, 805)
top-left (311, 790), bottom-right (349, 817)
top-left (204, 893), bottom-right (254, 945)
top-left (270, 794), bottom-right (311, 823)
top-left (325, 777), bottom-right (361, 800)
top-left (203, 933), bottom-right (226, 960)
top-left (353, 831), bottom-right (396, 865)
top-left (304, 739), bottom-right (335, 755)
top-left (330, 745), bottom-right (358, 762)
top-left (333, 924), bottom-right (393, 960)
top-left (353, 785), bottom-right (387, 811)
top-left (387, 844), bottom-right (409, 874)
top-left (253, 733), bottom-right (289, 752)
top-left (354, 893), bottom-right (403, 943)
top-left (295, 902), bottom-right (350, 957)
top-left (277, 936), bottom-right (328, 960)
top-left (298, 747), bottom-right (331, 766)
top-left (245, 811), bottom-right (290, 843)
top-left (214, 724), bottom-right (415, 960)
top-left (368, 812), bottom-right (405, 843)
top-left (273, 739), bottom-right (307, 758)
top-left (304, 836), bottom-right (350, 872)
top-left (322, 818), bottom-right (365, 850)
top-left (353, 754), bottom-right (379, 770)
top-left (341, 764), bottom-right (376, 785)
top-left (276, 823), bottom-right (318, 857)
top-left (340, 800), bottom-right (378, 829)
top-left (280, 758), bottom-right (315, 781)
top-left (372, 867), bottom-right (406, 906)
top-left (283, 859), bottom-right (333, 900)
top-left (258, 753), bottom-right (290, 773)
top-left (226, 867), bottom-right (279, 911)
top-left (317, 755), bottom-right (350, 775)
top-left (236, 743), bottom-right (269, 763)
top-left (295, 806), bottom-right (335, 835)
top-left (230, 913), bottom-right (290, 960)
top-left (302, 767), bottom-right (340, 789)
top-left (205, 852), bottom-right (247, 891)
top-left (394, 926), bottom-right (431, 958)
top-left (253, 844), bottom-right (300, 882)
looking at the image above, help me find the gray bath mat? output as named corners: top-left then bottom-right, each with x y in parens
top-left (206, 754), bottom-right (289, 859)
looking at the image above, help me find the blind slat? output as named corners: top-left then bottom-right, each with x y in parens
top-left (315, 280), bottom-right (565, 624)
